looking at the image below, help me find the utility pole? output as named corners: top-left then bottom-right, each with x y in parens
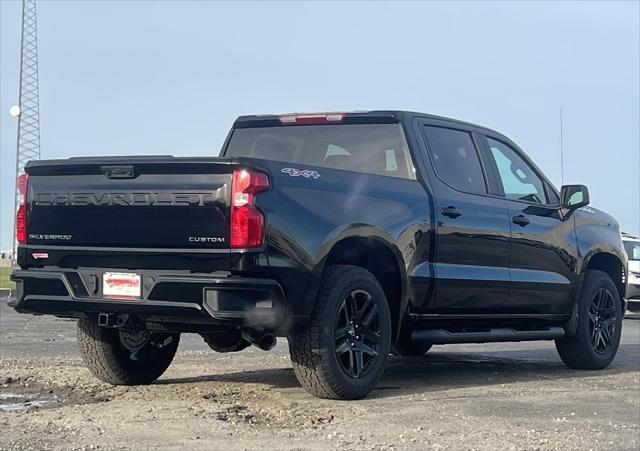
top-left (12, 0), bottom-right (41, 262)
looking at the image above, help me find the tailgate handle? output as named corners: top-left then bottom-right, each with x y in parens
top-left (102, 165), bottom-right (135, 179)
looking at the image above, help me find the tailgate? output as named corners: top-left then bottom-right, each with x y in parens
top-left (25, 157), bottom-right (233, 250)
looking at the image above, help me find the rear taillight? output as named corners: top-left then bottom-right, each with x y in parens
top-left (230, 169), bottom-right (269, 248)
top-left (16, 173), bottom-right (29, 244)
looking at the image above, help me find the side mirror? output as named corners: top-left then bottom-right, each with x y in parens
top-left (561, 184), bottom-right (590, 209)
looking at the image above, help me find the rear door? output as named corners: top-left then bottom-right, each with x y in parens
top-left (478, 133), bottom-right (578, 314)
top-left (417, 119), bottom-right (511, 313)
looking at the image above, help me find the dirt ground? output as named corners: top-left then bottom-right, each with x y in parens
top-left (1, 301), bottom-right (639, 450)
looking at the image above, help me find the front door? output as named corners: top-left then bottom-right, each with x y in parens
top-left (418, 121), bottom-right (511, 314)
top-left (479, 134), bottom-right (578, 314)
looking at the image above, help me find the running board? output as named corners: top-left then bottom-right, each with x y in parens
top-left (411, 327), bottom-right (565, 344)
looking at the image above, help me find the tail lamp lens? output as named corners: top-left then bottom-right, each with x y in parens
top-left (16, 173), bottom-right (29, 244)
top-left (230, 169), bottom-right (269, 248)
top-left (278, 113), bottom-right (345, 125)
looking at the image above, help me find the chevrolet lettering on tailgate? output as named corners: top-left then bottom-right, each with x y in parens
top-left (34, 192), bottom-right (219, 207)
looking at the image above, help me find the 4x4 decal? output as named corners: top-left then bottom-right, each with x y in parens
top-left (281, 168), bottom-right (321, 179)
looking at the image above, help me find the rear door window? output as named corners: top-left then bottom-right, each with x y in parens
top-left (423, 126), bottom-right (487, 194)
top-left (225, 124), bottom-right (415, 179)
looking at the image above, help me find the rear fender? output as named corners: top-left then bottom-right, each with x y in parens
top-left (310, 225), bottom-right (409, 339)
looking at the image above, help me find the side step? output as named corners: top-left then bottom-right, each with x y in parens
top-left (411, 327), bottom-right (565, 345)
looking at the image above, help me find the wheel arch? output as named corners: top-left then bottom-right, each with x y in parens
top-left (582, 251), bottom-right (626, 305)
top-left (317, 231), bottom-right (408, 340)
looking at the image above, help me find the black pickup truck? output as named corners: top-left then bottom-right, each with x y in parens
top-left (11, 111), bottom-right (629, 399)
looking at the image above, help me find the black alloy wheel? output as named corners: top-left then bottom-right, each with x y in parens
top-left (288, 265), bottom-right (391, 399)
top-left (555, 269), bottom-right (622, 370)
top-left (334, 289), bottom-right (382, 379)
top-left (588, 288), bottom-right (617, 354)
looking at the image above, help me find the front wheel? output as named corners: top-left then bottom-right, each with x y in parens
top-left (289, 265), bottom-right (392, 400)
top-left (77, 317), bottom-right (180, 385)
top-left (555, 270), bottom-right (622, 370)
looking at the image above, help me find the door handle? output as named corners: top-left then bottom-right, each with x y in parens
top-left (512, 215), bottom-right (530, 227)
top-left (441, 206), bottom-right (462, 219)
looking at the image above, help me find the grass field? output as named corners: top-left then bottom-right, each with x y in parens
top-left (0, 260), bottom-right (14, 290)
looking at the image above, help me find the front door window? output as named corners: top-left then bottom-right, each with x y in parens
top-left (486, 137), bottom-right (547, 204)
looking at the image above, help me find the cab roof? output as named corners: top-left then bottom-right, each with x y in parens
top-left (233, 110), bottom-right (502, 135)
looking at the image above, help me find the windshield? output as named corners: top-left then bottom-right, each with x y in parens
top-left (225, 124), bottom-right (415, 179)
top-left (624, 240), bottom-right (640, 261)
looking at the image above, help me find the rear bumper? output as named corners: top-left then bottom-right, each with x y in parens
top-left (10, 268), bottom-right (286, 329)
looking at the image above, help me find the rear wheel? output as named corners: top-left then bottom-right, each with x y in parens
top-left (77, 316), bottom-right (179, 385)
top-left (289, 265), bottom-right (391, 400)
top-left (555, 270), bottom-right (622, 370)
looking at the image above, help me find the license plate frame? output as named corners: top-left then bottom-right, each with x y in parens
top-left (102, 272), bottom-right (142, 300)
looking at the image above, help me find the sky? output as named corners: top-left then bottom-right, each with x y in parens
top-left (0, 0), bottom-right (639, 249)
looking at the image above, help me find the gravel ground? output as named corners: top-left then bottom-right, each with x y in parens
top-left (1, 302), bottom-right (638, 450)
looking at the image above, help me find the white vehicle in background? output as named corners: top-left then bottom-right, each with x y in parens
top-left (622, 233), bottom-right (640, 313)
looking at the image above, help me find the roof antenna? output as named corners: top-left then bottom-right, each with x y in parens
top-left (560, 108), bottom-right (564, 186)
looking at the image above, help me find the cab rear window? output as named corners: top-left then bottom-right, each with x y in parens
top-left (224, 124), bottom-right (415, 179)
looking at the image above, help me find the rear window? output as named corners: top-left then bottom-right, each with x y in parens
top-left (225, 124), bottom-right (415, 179)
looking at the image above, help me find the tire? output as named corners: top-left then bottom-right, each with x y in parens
top-left (555, 270), bottom-right (622, 370)
top-left (77, 316), bottom-right (180, 385)
top-left (288, 265), bottom-right (392, 400)
top-left (392, 338), bottom-right (432, 357)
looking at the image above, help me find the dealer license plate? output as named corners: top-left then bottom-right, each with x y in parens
top-left (103, 272), bottom-right (141, 299)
